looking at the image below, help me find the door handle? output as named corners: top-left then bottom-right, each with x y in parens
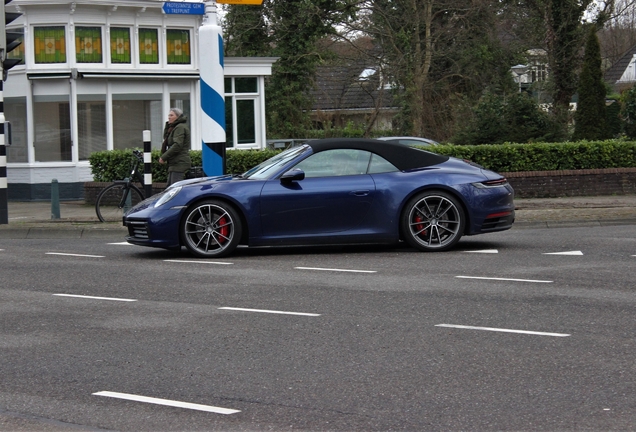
top-left (350, 190), bottom-right (370, 196)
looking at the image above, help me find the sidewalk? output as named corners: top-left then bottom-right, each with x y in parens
top-left (0, 195), bottom-right (635, 238)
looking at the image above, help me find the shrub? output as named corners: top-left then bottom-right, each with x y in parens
top-left (89, 148), bottom-right (279, 182)
top-left (89, 140), bottom-right (636, 182)
top-left (432, 140), bottom-right (636, 172)
top-left (452, 92), bottom-right (562, 145)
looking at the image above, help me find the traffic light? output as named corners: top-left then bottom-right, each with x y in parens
top-left (1, 0), bottom-right (23, 81)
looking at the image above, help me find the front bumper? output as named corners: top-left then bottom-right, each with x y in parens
top-left (123, 205), bottom-right (184, 250)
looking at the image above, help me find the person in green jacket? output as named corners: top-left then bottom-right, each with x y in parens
top-left (159, 108), bottom-right (191, 186)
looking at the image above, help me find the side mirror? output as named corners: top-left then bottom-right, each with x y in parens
top-left (280, 168), bottom-right (305, 183)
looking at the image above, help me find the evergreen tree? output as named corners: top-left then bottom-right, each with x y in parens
top-left (572, 27), bottom-right (607, 140)
top-left (223, 4), bottom-right (270, 57)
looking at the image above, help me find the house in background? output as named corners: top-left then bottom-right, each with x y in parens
top-left (4, 0), bottom-right (276, 200)
top-left (309, 61), bottom-right (398, 132)
top-left (604, 44), bottom-right (636, 92)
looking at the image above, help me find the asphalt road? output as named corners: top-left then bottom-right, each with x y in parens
top-left (1, 225), bottom-right (635, 431)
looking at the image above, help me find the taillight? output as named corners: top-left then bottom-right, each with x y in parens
top-left (472, 178), bottom-right (509, 189)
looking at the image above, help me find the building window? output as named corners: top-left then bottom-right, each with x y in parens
top-left (34, 26), bottom-right (66, 63)
top-left (110, 27), bottom-right (131, 64)
top-left (224, 77), bottom-right (258, 147)
top-left (531, 64), bottom-right (547, 82)
top-left (33, 96), bottom-right (72, 162)
top-left (112, 94), bottom-right (162, 150)
top-left (167, 29), bottom-right (190, 64)
top-left (4, 97), bottom-right (28, 163)
top-left (75, 27), bottom-right (102, 63)
top-left (139, 28), bottom-right (159, 64)
top-left (7, 35), bottom-right (24, 63)
top-left (78, 96), bottom-right (107, 160)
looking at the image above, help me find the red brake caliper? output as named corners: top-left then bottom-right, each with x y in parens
top-left (414, 213), bottom-right (426, 237)
top-left (216, 216), bottom-right (229, 243)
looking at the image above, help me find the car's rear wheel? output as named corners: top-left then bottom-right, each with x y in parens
top-left (401, 191), bottom-right (465, 251)
top-left (181, 200), bottom-right (242, 258)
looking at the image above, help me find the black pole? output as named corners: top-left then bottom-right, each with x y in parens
top-left (0, 79), bottom-right (8, 225)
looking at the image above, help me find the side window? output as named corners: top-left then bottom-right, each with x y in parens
top-left (368, 153), bottom-right (399, 174)
top-left (294, 149), bottom-right (372, 178)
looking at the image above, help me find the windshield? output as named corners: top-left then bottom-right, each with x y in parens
top-left (243, 145), bottom-right (309, 180)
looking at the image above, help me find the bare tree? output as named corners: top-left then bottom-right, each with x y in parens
top-left (349, 0), bottom-right (514, 140)
top-left (598, 0), bottom-right (636, 68)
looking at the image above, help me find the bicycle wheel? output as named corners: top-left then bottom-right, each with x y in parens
top-left (95, 183), bottom-right (145, 222)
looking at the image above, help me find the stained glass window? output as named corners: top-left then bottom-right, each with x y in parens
top-left (34, 27), bottom-right (66, 63)
top-left (75, 27), bottom-right (102, 63)
top-left (7, 35), bottom-right (24, 63)
top-left (167, 29), bottom-right (190, 64)
top-left (139, 28), bottom-right (159, 64)
top-left (110, 27), bottom-right (131, 63)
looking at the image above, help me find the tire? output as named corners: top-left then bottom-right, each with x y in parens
top-left (181, 200), bottom-right (242, 258)
top-left (401, 190), bottom-right (465, 251)
top-left (95, 183), bottom-right (145, 223)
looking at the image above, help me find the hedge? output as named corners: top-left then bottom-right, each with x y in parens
top-left (89, 140), bottom-right (636, 182)
top-left (431, 140), bottom-right (636, 173)
top-left (89, 149), bottom-right (279, 182)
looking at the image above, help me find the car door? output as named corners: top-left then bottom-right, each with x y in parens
top-left (259, 149), bottom-right (376, 238)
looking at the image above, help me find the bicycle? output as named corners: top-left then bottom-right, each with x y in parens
top-left (95, 150), bottom-right (146, 222)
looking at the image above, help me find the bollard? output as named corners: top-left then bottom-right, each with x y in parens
top-left (143, 130), bottom-right (153, 198)
top-left (123, 178), bottom-right (132, 213)
top-left (51, 179), bottom-right (60, 219)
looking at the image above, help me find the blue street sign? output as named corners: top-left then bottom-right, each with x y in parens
top-left (162, 2), bottom-right (205, 15)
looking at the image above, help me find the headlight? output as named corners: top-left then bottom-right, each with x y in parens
top-left (154, 186), bottom-right (182, 207)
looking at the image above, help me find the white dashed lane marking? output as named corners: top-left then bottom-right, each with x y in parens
top-left (435, 324), bottom-right (570, 337)
top-left (46, 252), bottom-right (105, 258)
top-left (53, 294), bottom-right (137, 302)
top-left (219, 307), bottom-right (320, 317)
top-left (543, 250), bottom-right (584, 255)
top-left (93, 391), bottom-right (240, 414)
top-left (295, 267), bottom-right (376, 273)
top-left (456, 275), bottom-right (553, 283)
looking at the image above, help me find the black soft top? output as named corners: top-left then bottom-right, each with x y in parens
top-left (307, 138), bottom-right (449, 171)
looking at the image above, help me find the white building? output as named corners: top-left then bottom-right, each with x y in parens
top-left (3, 0), bottom-right (276, 200)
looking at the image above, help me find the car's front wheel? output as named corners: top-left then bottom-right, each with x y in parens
top-left (401, 191), bottom-right (465, 251)
top-left (181, 200), bottom-right (242, 258)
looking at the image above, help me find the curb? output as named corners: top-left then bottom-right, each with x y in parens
top-left (513, 218), bottom-right (636, 229)
top-left (0, 223), bottom-right (127, 239)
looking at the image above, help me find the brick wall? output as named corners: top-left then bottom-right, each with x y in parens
top-left (83, 168), bottom-right (636, 203)
top-left (503, 168), bottom-right (636, 198)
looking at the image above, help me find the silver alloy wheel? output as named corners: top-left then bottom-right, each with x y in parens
top-left (404, 192), bottom-right (464, 251)
top-left (182, 201), bottom-right (240, 257)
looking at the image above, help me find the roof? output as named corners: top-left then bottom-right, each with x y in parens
top-left (307, 138), bottom-right (449, 170)
top-left (310, 63), bottom-right (396, 111)
top-left (604, 44), bottom-right (636, 89)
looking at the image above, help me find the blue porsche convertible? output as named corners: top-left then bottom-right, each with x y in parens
top-left (123, 138), bottom-right (514, 257)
